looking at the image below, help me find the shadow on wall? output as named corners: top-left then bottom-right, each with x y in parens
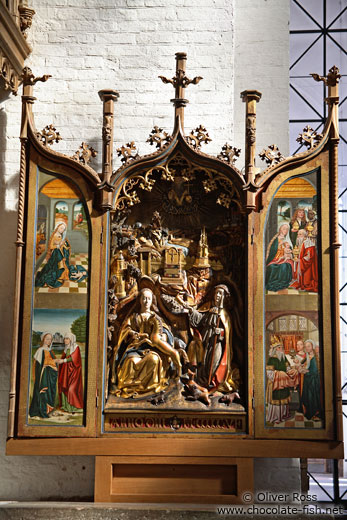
top-left (0, 103), bottom-right (17, 373)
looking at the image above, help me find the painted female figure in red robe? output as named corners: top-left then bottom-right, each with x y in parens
top-left (291, 229), bottom-right (318, 293)
top-left (57, 332), bottom-right (84, 412)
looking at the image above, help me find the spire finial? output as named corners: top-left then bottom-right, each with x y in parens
top-left (159, 52), bottom-right (203, 132)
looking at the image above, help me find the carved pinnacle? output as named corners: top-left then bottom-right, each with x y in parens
top-left (159, 70), bottom-right (203, 90)
top-left (21, 67), bottom-right (51, 86)
top-left (311, 65), bottom-right (341, 87)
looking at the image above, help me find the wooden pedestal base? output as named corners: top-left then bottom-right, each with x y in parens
top-left (94, 455), bottom-right (253, 504)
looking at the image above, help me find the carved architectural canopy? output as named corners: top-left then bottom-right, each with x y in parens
top-left (0, 1), bottom-right (34, 94)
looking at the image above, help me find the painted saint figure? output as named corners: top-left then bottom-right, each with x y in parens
top-left (299, 339), bottom-right (323, 421)
top-left (266, 335), bottom-right (297, 424)
top-left (187, 284), bottom-right (239, 393)
top-left (265, 223), bottom-right (294, 292)
top-left (35, 221), bottom-right (88, 288)
top-left (113, 288), bottom-right (182, 398)
top-left (57, 332), bottom-right (84, 412)
top-left (291, 229), bottom-right (318, 293)
top-left (290, 207), bottom-right (307, 246)
top-left (293, 339), bottom-right (306, 395)
top-left (29, 332), bottom-right (58, 418)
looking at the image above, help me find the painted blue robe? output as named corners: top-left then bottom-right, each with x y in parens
top-left (265, 237), bottom-right (293, 292)
top-left (35, 239), bottom-right (87, 288)
top-left (29, 349), bottom-right (58, 418)
top-left (301, 355), bottom-right (323, 420)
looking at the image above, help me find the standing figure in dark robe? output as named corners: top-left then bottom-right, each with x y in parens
top-left (300, 339), bottom-right (323, 421)
top-left (57, 332), bottom-right (84, 412)
top-left (29, 332), bottom-right (58, 418)
top-left (35, 221), bottom-right (88, 288)
top-left (265, 223), bottom-right (294, 292)
top-left (187, 284), bottom-right (239, 393)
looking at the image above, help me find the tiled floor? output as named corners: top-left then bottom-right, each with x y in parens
top-left (268, 410), bottom-right (323, 429)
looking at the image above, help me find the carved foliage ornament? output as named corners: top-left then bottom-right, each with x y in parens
top-left (186, 125), bottom-right (212, 149)
top-left (114, 154), bottom-right (241, 213)
top-left (296, 125), bottom-right (323, 149)
top-left (115, 170), bottom-right (155, 211)
top-left (259, 144), bottom-right (285, 167)
top-left (117, 142), bottom-right (139, 165)
top-left (36, 125), bottom-right (62, 146)
top-left (217, 143), bottom-right (241, 165)
top-left (72, 142), bottom-right (97, 165)
top-left (147, 126), bottom-right (171, 150)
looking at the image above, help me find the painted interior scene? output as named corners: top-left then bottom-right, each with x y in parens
top-left (34, 171), bottom-right (89, 296)
top-left (28, 308), bottom-right (86, 426)
top-left (265, 171), bottom-right (318, 295)
top-left (106, 154), bottom-right (246, 415)
top-left (264, 170), bottom-right (322, 429)
top-left (265, 314), bottom-right (323, 429)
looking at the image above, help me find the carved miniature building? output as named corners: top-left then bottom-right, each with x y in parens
top-left (6, 54), bottom-right (344, 503)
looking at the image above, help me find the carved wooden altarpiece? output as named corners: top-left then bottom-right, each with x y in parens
top-left (6, 54), bottom-right (344, 504)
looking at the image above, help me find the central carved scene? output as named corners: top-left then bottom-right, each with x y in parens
top-left (105, 151), bottom-right (246, 419)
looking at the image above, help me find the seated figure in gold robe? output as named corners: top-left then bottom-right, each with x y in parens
top-left (113, 288), bottom-right (181, 398)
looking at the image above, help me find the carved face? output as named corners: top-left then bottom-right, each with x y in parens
top-left (214, 287), bottom-right (224, 307)
top-left (140, 289), bottom-right (153, 312)
top-left (198, 267), bottom-right (210, 279)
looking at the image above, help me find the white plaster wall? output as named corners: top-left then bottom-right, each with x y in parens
top-left (234, 0), bottom-right (290, 163)
top-left (0, 0), bottom-right (292, 501)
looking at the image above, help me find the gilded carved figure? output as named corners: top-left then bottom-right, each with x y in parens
top-left (186, 285), bottom-right (239, 394)
top-left (112, 287), bottom-right (182, 398)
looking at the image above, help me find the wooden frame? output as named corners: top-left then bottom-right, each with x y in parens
top-left (16, 152), bottom-right (101, 437)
